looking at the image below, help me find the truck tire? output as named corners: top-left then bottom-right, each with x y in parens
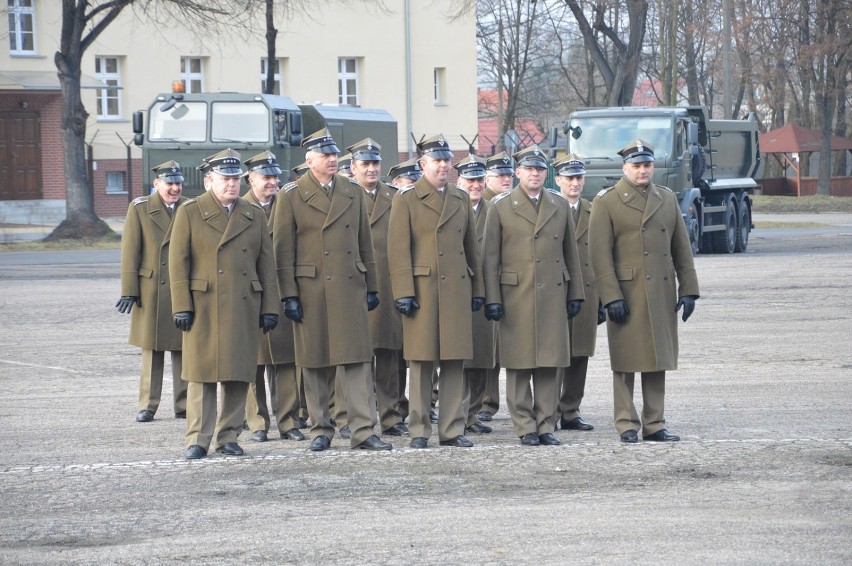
top-left (686, 208), bottom-right (700, 256)
top-left (691, 146), bottom-right (707, 186)
top-left (701, 233), bottom-right (715, 254)
top-left (711, 197), bottom-right (736, 254)
top-left (734, 198), bottom-right (751, 253)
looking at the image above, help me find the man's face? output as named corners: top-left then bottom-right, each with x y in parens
top-left (353, 159), bottom-right (381, 189)
top-left (457, 177), bottom-right (485, 206)
top-left (207, 172), bottom-right (241, 205)
top-left (306, 150), bottom-right (338, 180)
top-left (153, 177), bottom-right (182, 205)
top-left (419, 155), bottom-right (450, 187)
top-left (392, 175), bottom-right (417, 187)
top-left (248, 172), bottom-right (279, 203)
top-left (486, 172), bottom-right (513, 194)
top-left (622, 161), bottom-right (654, 187)
top-left (555, 174), bottom-right (585, 203)
top-left (516, 165), bottom-right (546, 194)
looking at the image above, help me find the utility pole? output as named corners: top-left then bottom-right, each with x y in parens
top-left (723, 0), bottom-right (732, 119)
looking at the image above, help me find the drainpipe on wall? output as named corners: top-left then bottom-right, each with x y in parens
top-left (404, 0), bottom-right (414, 158)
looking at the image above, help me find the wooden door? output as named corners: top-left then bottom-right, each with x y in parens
top-left (0, 112), bottom-right (42, 200)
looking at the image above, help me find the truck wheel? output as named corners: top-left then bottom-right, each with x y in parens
top-left (734, 200), bottom-right (750, 253)
top-left (711, 197), bottom-right (736, 254)
top-left (687, 208), bottom-right (700, 256)
top-left (701, 233), bottom-right (715, 254)
top-left (691, 146), bottom-right (706, 186)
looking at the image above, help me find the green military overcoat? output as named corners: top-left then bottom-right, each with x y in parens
top-left (468, 198), bottom-right (496, 369)
top-left (273, 172), bottom-right (378, 368)
top-left (589, 178), bottom-right (700, 372)
top-left (367, 181), bottom-right (403, 351)
top-left (483, 187), bottom-right (585, 369)
top-left (169, 192), bottom-right (279, 383)
top-left (243, 191), bottom-right (295, 365)
top-left (569, 197), bottom-right (599, 358)
top-left (120, 193), bottom-right (186, 351)
top-left (388, 177), bottom-right (485, 361)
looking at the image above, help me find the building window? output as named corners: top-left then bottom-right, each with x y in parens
top-left (105, 171), bottom-right (126, 195)
top-left (180, 57), bottom-right (204, 93)
top-left (7, 0), bottom-right (35, 53)
top-left (95, 56), bottom-right (122, 119)
top-left (434, 67), bottom-right (447, 105)
top-left (260, 58), bottom-right (283, 95)
top-left (337, 58), bottom-right (359, 106)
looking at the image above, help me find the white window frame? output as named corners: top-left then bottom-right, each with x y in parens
top-left (180, 57), bottom-right (205, 93)
top-left (434, 67), bottom-right (447, 105)
top-left (7, 0), bottom-right (36, 54)
top-left (260, 58), bottom-right (283, 95)
top-left (105, 171), bottom-right (126, 195)
top-left (337, 57), bottom-right (360, 107)
top-left (95, 56), bottom-right (122, 120)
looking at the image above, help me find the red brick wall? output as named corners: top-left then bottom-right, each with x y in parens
top-left (93, 158), bottom-right (144, 217)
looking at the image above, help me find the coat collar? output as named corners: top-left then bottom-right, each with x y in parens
top-left (197, 191), bottom-right (254, 245)
top-left (368, 181), bottom-right (393, 225)
top-left (614, 177), bottom-right (664, 223)
top-left (508, 186), bottom-right (557, 235)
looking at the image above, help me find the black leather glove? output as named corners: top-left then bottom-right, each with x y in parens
top-left (484, 303), bottom-right (504, 321)
top-left (367, 292), bottom-right (380, 311)
top-left (606, 300), bottom-right (630, 324)
top-left (567, 299), bottom-right (583, 319)
top-left (676, 295), bottom-right (697, 322)
top-left (394, 296), bottom-right (420, 317)
top-left (597, 302), bottom-right (606, 325)
top-left (283, 297), bottom-right (303, 322)
top-left (115, 296), bottom-right (140, 314)
top-left (471, 297), bottom-right (485, 312)
top-left (260, 313), bottom-right (279, 334)
top-left (174, 311), bottom-right (194, 332)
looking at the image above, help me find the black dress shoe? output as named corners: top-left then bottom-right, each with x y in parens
top-left (298, 417), bottom-right (309, 430)
top-left (354, 434), bottom-right (392, 451)
top-left (216, 442), bottom-right (244, 456)
top-left (409, 437), bottom-right (428, 449)
top-left (620, 429), bottom-right (639, 443)
top-left (309, 435), bottom-right (331, 451)
top-left (465, 421), bottom-right (493, 434)
top-left (282, 428), bottom-right (305, 441)
top-left (185, 445), bottom-right (207, 459)
top-left (382, 423), bottom-right (409, 436)
top-left (136, 410), bottom-right (154, 423)
top-left (439, 435), bottom-right (474, 447)
top-left (429, 409), bottom-right (439, 424)
top-left (174, 411), bottom-right (186, 419)
top-left (250, 430), bottom-right (268, 442)
top-left (475, 411), bottom-right (493, 422)
top-left (339, 425), bottom-right (351, 439)
top-left (643, 429), bottom-right (681, 442)
top-left (561, 416), bottom-right (594, 431)
top-left (520, 432), bottom-right (540, 446)
top-left (539, 432), bottom-right (561, 446)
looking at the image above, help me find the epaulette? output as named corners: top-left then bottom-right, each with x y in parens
top-left (492, 191), bottom-right (511, 203)
top-left (283, 182), bottom-right (298, 193)
top-left (396, 185), bottom-right (415, 194)
top-left (348, 177), bottom-right (361, 185)
top-left (387, 184), bottom-right (400, 192)
top-left (132, 196), bottom-right (149, 206)
top-left (248, 201), bottom-right (264, 211)
top-left (595, 187), bottom-right (614, 199)
top-left (547, 188), bottom-right (567, 200)
top-left (653, 183), bottom-right (673, 193)
top-left (184, 197), bottom-right (197, 204)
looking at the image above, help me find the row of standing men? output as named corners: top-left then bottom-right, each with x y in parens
top-left (118, 128), bottom-right (699, 458)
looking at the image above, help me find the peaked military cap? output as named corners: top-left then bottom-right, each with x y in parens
top-left (417, 134), bottom-right (454, 160)
top-left (513, 145), bottom-right (548, 169)
top-left (337, 154), bottom-right (353, 176)
top-left (485, 151), bottom-right (514, 175)
top-left (618, 139), bottom-right (655, 163)
top-left (291, 161), bottom-right (309, 177)
top-left (243, 150), bottom-right (282, 177)
top-left (200, 148), bottom-right (243, 177)
top-left (301, 127), bottom-right (340, 154)
top-left (388, 158), bottom-right (422, 182)
top-left (151, 160), bottom-right (184, 183)
top-left (552, 153), bottom-right (586, 177)
top-left (454, 155), bottom-right (486, 179)
top-left (347, 138), bottom-right (382, 162)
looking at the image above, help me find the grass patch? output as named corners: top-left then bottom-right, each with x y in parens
top-left (0, 234), bottom-right (120, 252)
top-left (752, 195), bottom-right (852, 213)
top-left (753, 221), bottom-right (827, 229)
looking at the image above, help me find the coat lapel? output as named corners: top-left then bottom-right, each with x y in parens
top-left (415, 177), bottom-right (445, 217)
top-left (299, 171), bottom-right (330, 216)
top-left (575, 198), bottom-right (590, 240)
top-left (324, 174), bottom-right (354, 229)
top-left (642, 186), bottom-right (665, 225)
top-left (437, 185), bottom-right (463, 229)
top-left (147, 193), bottom-right (171, 236)
top-left (219, 199), bottom-right (254, 247)
top-left (370, 183), bottom-right (393, 226)
top-left (615, 178), bottom-right (648, 215)
top-left (534, 190), bottom-right (558, 236)
top-left (198, 192), bottom-right (229, 234)
top-left (510, 186), bottom-right (538, 227)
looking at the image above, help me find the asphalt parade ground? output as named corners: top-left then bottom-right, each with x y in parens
top-left (0, 213), bottom-right (851, 564)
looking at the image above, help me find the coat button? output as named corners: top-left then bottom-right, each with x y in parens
top-left (243, 271), bottom-right (247, 275)
top-left (326, 276), bottom-right (331, 280)
top-left (441, 276), bottom-right (446, 280)
top-left (324, 251), bottom-right (329, 255)
top-left (644, 252), bottom-right (649, 256)
top-left (439, 251), bottom-right (444, 256)
top-left (161, 261), bottom-right (166, 266)
top-left (218, 269), bottom-right (224, 274)
top-left (161, 281), bottom-right (166, 285)
top-left (438, 228), bottom-right (442, 233)
top-left (646, 275), bottom-right (651, 279)
top-left (535, 259), bottom-right (540, 263)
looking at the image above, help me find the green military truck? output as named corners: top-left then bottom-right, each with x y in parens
top-left (132, 91), bottom-right (398, 197)
top-left (555, 106), bottom-right (762, 254)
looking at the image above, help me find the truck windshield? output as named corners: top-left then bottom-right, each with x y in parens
top-left (211, 102), bottom-right (269, 143)
top-left (569, 116), bottom-right (672, 160)
top-left (149, 102), bottom-right (207, 142)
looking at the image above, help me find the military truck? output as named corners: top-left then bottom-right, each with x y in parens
top-left (554, 106), bottom-right (762, 254)
top-left (132, 90), bottom-right (398, 197)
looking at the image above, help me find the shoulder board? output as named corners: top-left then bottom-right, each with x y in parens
top-left (492, 191), bottom-right (511, 203)
top-left (547, 188), bottom-right (566, 200)
top-left (184, 197), bottom-right (197, 204)
top-left (248, 201), bottom-right (264, 210)
top-left (348, 177), bottom-right (361, 185)
top-left (132, 196), bottom-right (149, 206)
top-left (396, 185), bottom-right (415, 194)
top-left (595, 187), bottom-right (614, 199)
top-left (283, 182), bottom-right (298, 193)
top-left (653, 183), bottom-right (673, 193)
top-left (387, 184), bottom-right (400, 192)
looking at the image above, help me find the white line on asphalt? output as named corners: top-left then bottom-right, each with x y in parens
top-left (0, 358), bottom-right (92, 374)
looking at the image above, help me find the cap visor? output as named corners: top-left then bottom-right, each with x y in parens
top-left (213, 166), bottom-right (244, 177)
top-left (424, 150), bottom-right (455, 159)
top-left (624, 155), bottom-right (654, 163)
